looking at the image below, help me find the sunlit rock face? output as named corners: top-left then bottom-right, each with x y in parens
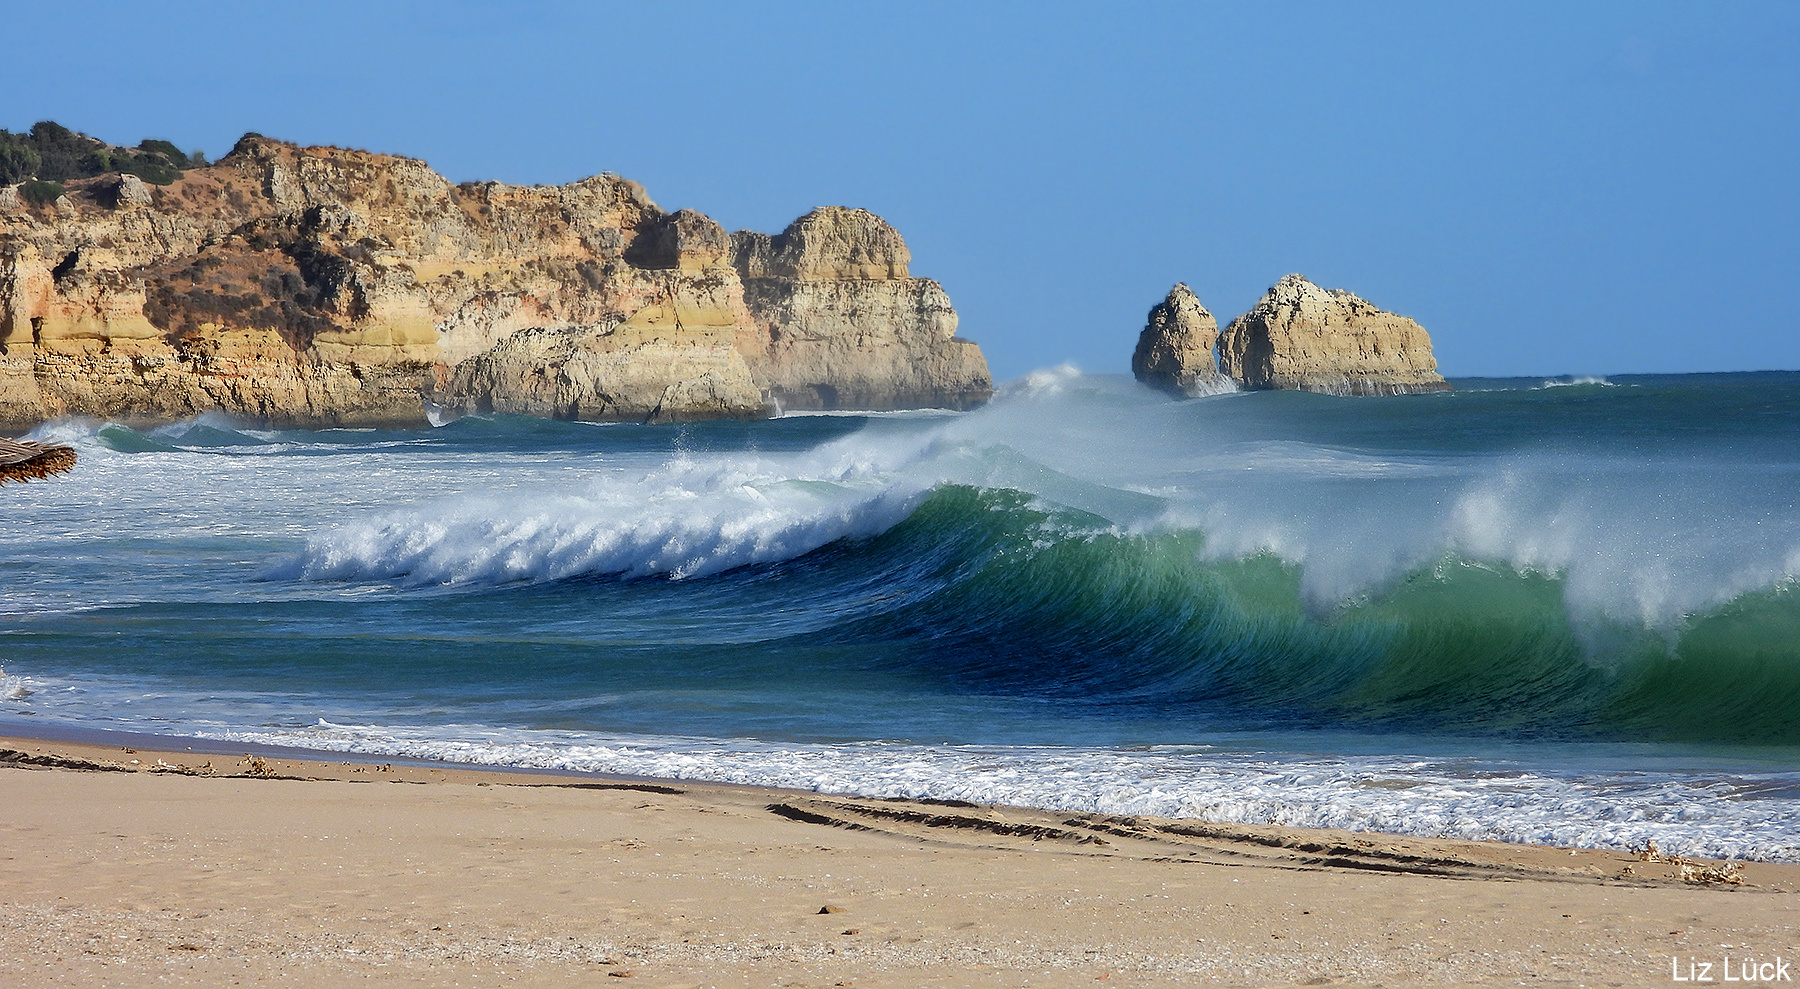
top-left (0, 136), bottom-right (991, 428)
top-left (1132, 282), bottom-right (1230, 398)
top-left (733, 207), bottom-right (991, 413)
top-left (1218, 274), bottom-right (1450, 396)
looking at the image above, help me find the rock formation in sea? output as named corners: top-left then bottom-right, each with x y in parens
top-left (1130, 283), bottom-right (1230, 397)
top-left (0, 133), bottom-right (992, 429)
top-left (1216, 274), bottom-right (1449, 396)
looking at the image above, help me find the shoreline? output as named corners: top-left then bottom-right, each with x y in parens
top-left (11, 713), bottom-right (1794, 864)
top-left (0, 717), bottom-right (622, 782)
top-left (4, 728), bottom-right (1797, 988)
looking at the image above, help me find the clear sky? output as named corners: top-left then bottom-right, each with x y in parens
top-left (5, 2), bottom-right (1796, 381)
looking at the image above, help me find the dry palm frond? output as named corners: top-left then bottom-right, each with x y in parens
top-left (0, 438), bottom-right (77, 484)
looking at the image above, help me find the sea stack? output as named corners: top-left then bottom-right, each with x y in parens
top-left (0, 131), bottom-right (992, 429)
top-left (1131, 283), bottom-right (1230, 397)
top-left (1217, 274), bottom-right (1449, 396)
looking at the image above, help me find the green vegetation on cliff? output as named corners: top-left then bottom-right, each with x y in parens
top-left (0, 120), bottom-right (204, 187)
top-left (17, 180), bottom-right (64, 206)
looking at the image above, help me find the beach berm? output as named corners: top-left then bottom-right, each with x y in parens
top-left (3, 734), bottom-right (1795, 988)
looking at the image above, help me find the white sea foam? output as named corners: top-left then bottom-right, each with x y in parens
top-left (270, 369), bottom-right (1168, 586)
top-left (21, 417), bottom-right (105, 446)
top-left (258, 369), bottom-right (1800, 630)
top-left (996, 362), bottom-right (1086, 398)
top-left (274, 426), bottom-right (950, 585)
top-left (23, 372), bottom-right (1800, 633)
top-left (275, 481), bottom-right (923, 584)
top-left (1541, 375), bottom-right (1614, 388)
top-left (191, 719), bottom-right (1800, 863)
top-left (1161, 447), bottom-right (1800, 628)
top-left (927, 379), bottom-right (1800, 630)
top-left (1444, 458), bottom-right (1800, 630)
top-left (10, 376), bottom-right (1800, 866)
top-left (0, 668), bottom-right (32, 700)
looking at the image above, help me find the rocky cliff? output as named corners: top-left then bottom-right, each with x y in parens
top-left (1216, 274), bottom-right (1448, 396)
top-left (1130, 283), bottom-right (1230, 397)
top-left (0, 134), bottom-right (991, 429)
top-left (732, 208), bottom-right (989, 412)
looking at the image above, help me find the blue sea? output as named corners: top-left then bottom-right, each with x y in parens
top-left (6, 368), bottom-right (1800, 861)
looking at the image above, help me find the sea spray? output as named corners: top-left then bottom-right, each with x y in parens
top-left (8, 371), bottom-right (1800, 858)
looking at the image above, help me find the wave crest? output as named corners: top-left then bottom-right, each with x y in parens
top-left (274, 460), bottom-right (926, 585)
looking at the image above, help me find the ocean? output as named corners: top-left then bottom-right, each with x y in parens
top-left (5, 368), bottom-right (1800, 862)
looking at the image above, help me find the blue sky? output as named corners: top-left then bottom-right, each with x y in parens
top-left (5, 2), bottom-right (1796, 381)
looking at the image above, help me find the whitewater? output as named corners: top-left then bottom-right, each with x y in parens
top-left (4, 369), bottom-right (1800, 862)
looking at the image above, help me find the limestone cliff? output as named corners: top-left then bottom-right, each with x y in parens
top-left (1131, 283), bottom-right (1229, 397)
top-left (0, 134), bottom-right (991, 429)
top-left (733, 208), bottom-right (989, 412)
top-left (1217, 274), bottom-right (1449, 396)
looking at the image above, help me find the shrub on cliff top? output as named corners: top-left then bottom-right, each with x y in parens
top-left (0, 137), bottom-right (40, 185)
top-left (27, 120), bottom-right (95, 182)
top-left (137, 139), bottom-right (193, 168)
top-left (19, 179), bottom-right (64, 206)
top-left (0, 120), bottom-right (204, 187)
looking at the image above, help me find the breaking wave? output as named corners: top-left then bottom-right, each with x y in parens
top-left (235, 372), bottom-right (1800, 745)
top-left (13, 370), bottom-right (1800, 859)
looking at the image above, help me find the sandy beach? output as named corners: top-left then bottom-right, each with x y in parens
top-left (2, 733), bottom-right (1795, 988)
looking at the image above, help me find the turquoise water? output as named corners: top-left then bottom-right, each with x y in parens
top-left (5, 369), bottom-right (1800, 859)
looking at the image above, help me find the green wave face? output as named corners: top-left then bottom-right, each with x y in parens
top-left (28, 372), bottom-right (1800, 750)
top-left (829, 485), bottom-right (1800, 746)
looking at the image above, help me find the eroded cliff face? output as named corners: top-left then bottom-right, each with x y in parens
top-left (0, 136), bottom-right (991, 429)
top-left (1130, 283), bottom-right (1229, 398)
top-left (734, 208), bottom-right (989, 412)
top-left (1217, 274), bottom-right (1449, 396)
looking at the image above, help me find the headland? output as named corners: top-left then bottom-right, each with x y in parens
top-left (0, 128), bottom-right (990, 430)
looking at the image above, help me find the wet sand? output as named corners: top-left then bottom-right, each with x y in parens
top-left (3, 733), bottom-right (1796, 988)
